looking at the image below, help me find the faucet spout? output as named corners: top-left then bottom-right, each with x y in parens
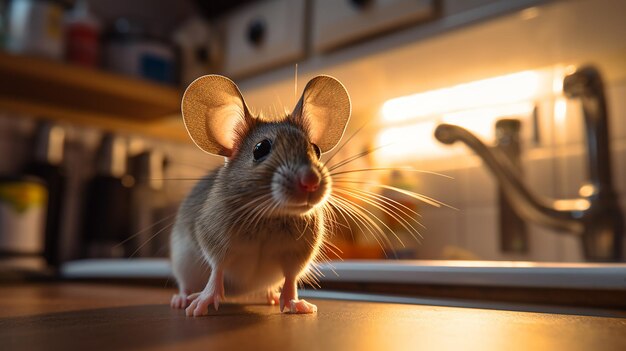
top-left (434, 123), bottom-right (584, 233)
top-left (434, 66), bottom-right (624, 261)
top-left (563, 66), bottom-right (613, 197)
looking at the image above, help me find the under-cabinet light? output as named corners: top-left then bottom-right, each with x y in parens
top-left (381, 70), bottom-right (542, 123)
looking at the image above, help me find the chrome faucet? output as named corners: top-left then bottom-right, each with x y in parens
top-left (434, 66), bottom-right (624, 261)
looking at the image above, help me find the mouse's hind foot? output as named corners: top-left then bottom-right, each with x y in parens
top-left (170, 292), bottom-right (190, 309)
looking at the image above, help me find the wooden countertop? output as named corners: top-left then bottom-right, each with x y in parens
top-left (1, 283), bottom-right (625, 351)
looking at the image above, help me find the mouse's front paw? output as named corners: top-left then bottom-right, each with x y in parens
top-left (284, 299), bottom-right (317, 314)
top-left (185, 292), bottom-right (222, 317)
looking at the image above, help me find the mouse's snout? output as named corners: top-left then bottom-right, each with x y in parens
top-left (271, 161), bottom-right (330, 215)
top-left (298, 167), bottom-right (321, 193)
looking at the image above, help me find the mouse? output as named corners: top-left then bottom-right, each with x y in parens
top-left (169, 74), bottom-right (351, 316)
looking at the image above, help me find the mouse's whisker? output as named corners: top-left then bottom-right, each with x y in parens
top-left (335, 185), bottom-right (425, 228)
top-left (328, 196), bottom-right (391, 257)
top-left (333, 179), bottom-right (455, 210)
top-left (138, 177), bottom-right (206, 181)
top-left (334, 187), bottom-right (421, 244)
top-left (128, 221), bottom-right (176, 258)
top-left (164, 159), bottom-right (217, 172)
top-left (327, 145), bottom-right (388, 173)
top-left (299, 266), bottom-right (322, 289)
top-left (302, 265), bottom-right (323, 289)
top-left (295, 216), bottom-right (311, 241)
top-left (325, 201), bottom-right (355, 242)
top-left (321, 119), bottom-right (372, 168)
top-left (322, 202), bottom-right (344, 235)
top-left (245, 195), bottom-right (275, 231)
top-left (330, 167), bottom-right (453, 179)
top-left (231, 195), bottom-right (273, 233)
top-left (334, 189), bottom-right (407, 247)
top-left (115, 213), bottom-right (177, 248)
top-left (328, 197), bottom-right (377, 246)
top-left (331, 194), bottom-right (395, 245)
top-left (339, 185), bottom-right (424, 221)
top-left (321, 238), bottom-right (343, 261)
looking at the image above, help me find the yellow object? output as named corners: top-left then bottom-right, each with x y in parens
top-left (0, 181), bottom-right (47, 213)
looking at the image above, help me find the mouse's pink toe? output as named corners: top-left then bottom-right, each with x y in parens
top-left (187, 292), bottom-right (200, 301)
top-left (170, 293), bottom-right (189, 309)
top-left (185, 292), bottom-right (221, 317)
top-left (285, 299), bottom-right (317, 314)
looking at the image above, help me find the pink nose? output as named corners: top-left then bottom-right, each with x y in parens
top-left (299, 168), bottom-right (321, 193)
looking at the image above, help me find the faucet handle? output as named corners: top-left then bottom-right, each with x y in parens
top-left (495, 119), bottom-right (521, 147)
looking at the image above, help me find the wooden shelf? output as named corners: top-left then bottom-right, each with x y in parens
top-left (0, 51), bottom-right (190, 141)
top-left (0, 51), bottom-right (182, 118)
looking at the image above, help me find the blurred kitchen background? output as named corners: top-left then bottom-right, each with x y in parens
top-left (0, 0), bottom-right (625, 278)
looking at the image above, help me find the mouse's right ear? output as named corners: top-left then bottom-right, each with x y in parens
top-left (181, 75), bottom-right (251, 157)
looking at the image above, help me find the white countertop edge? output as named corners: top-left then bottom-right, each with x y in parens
top-left (314, 260), bottom-right (626, 289)
top-left (61, 258), bottom-right (172, 279)
top-left (60, 259), bottom-right (626, 289)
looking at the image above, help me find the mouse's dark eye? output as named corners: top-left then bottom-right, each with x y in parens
top-left (311, 143), bottom-right (321, 159)
top-left (253, 139), bottom-right (272, 161)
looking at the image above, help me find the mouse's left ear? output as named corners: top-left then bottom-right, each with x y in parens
top-left (291, 75), bottom-right (351, 153)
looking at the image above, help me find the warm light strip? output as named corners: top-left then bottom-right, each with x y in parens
top-left (441, 102), bottom-right (535, 141)
top-left (381, 71), bottom-right (543, 123)
top-left (375, 122), bottom-right (448, 163)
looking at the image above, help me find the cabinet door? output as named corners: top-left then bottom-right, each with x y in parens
top-left (311, 0), bottom-right (436, 53)
top-left (223, 0), bottom-right (306, 77)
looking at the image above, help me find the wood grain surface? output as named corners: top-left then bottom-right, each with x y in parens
top-left (0, 283), bottom-right (625, 351)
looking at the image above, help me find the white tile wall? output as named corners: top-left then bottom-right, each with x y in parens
top-left (416, 207), bottom-right (462, 259)
top-left (402, 77), bottom-right (626, 262)
top-left (462, 206), bottom-right (500, 260)
top-left (524, 152), bottom-right (558, 198)
top-left (554, 99), bottom-right (584, 146)
top-left (411, 168), bottom-right (467, 210)
top-left (554, 148), bottom-right (586, 199)
top-left (527, 225), bottom-right (560, 261)
top-left (464, 163), bottom-right (497, 207)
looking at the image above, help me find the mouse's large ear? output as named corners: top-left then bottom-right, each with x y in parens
top-left (181, 75), bottom-right (251, 157)
top-left (292, 75), bottom-right (351, 153)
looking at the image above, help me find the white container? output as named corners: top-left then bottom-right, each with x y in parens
top-left (105, 39), bottom-right (175, 84)
top-left (0, 177), bottom-right (47, 256)
top-left (6, 0), bottom-right (65, 59)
